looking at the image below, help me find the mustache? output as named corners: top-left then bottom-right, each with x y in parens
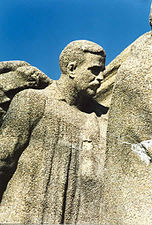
top-left (89, 81), bottom-right (101, 90)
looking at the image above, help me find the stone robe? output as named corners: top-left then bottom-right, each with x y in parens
top-left (0, 85), bottom-right (107, 224)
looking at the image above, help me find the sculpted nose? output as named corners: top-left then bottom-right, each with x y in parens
top-left (96, 72), bottom-right (104, 83)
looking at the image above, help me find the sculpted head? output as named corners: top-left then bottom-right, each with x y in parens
top-left (59, 40), bottom-right (106, 97)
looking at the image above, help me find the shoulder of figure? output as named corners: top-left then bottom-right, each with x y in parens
top-left (7, 89), bottom-right (46, 127)
top-left (14, 88), bottom-right (46, 105)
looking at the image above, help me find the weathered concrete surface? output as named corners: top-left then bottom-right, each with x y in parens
top-left (0, 61), bottom-right (52, 126)
top-left (100, 32), bottom-right (152, 225)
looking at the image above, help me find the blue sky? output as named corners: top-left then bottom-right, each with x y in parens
top-left (0, 0), bottom-right (151, 80)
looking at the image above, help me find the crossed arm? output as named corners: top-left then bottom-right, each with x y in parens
top-left (0, 89), bottom-right (45, 200)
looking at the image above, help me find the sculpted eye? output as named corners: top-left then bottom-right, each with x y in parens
top-left (88, 66), bottom-right (101, 75)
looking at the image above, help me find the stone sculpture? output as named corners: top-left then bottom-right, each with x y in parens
top-left (100, 31), bottom-right (152, 225)
top-left (0, 61), bottom-right (52, 126)
top-left (1, 8), bottom-right (151, 223)
top-left (0, 40), bottom-right (108, 224)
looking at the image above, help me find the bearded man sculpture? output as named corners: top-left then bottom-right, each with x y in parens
top-left (0, 40), bottom-right (107, 224)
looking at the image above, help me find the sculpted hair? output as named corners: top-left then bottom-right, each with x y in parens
top-left (59, 40), bottom-right (106, 74)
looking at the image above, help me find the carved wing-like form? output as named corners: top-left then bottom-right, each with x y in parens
top-left (0, 61), bottom-right (52, 126)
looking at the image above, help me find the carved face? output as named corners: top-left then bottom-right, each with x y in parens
top-left (71, 53), bottom-right (105, 97)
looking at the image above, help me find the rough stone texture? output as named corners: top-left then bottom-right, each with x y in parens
top-left (0, 41), bottom-right (108, 224)
top-left (100, 31), bottom-right (152, 225)
top-left (1, 31), bottom-right (151, 224)
top-left (0, 88), bottom-right (107, 224)
top-left (96, 35), bottom-right (134, 107)
top-left (0, 61), bottom-right (52, 126)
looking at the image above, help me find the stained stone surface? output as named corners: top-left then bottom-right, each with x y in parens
top-left (100, 32), bottom-right (152, 225)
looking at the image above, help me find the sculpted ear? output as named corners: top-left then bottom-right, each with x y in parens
top-left (67, 61), bottom-right (77, 79)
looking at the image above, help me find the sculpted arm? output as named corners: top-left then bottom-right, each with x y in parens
top-left (0, 89), bottom-right (45, 198)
